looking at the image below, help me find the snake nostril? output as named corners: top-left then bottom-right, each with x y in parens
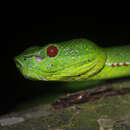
top-left (16, 61), bottom-right (22, 68)
top-left (14, 58), bottom-right (23, 68)
top-left (24, 57), bottom-right (26, 61)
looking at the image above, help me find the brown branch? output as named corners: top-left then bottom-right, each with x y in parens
top-left (52, 87), bottom-right (130, 110)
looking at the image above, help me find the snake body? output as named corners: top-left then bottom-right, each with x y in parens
top-left (15, 39), bottom-right (130, 82)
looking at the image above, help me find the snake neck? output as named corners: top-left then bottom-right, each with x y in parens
top-left (89, 45), bottom-right (130, 80)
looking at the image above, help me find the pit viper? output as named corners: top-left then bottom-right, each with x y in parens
top-left (15, 39), bottom-right (130, 82)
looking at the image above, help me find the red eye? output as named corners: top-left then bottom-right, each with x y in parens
top-left (47, 46), bottom-right (58, 57)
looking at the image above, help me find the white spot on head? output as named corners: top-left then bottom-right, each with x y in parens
top-left (36, 57), bottom-right (43, 62)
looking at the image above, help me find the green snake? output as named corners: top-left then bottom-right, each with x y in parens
top-left (15, 39), bottom-right (130, 82)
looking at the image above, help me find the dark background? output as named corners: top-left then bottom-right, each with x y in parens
top-left (1, 16), bottom-right (130, 114)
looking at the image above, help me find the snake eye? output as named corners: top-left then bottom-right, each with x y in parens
top-left (47, 46), bottom-right (58, 57)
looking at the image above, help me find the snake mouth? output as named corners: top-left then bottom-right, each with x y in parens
top-left (43, 60), bottom-right (98, 81)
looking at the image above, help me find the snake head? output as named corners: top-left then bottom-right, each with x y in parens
top-left (14, 39), bottom-right (106, 81)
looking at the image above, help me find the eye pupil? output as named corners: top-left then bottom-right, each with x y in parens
top-left (47, 46), bottom-right (58, 57)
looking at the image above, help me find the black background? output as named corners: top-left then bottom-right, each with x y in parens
top-left (1, 16), bottom-right (130, 114)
